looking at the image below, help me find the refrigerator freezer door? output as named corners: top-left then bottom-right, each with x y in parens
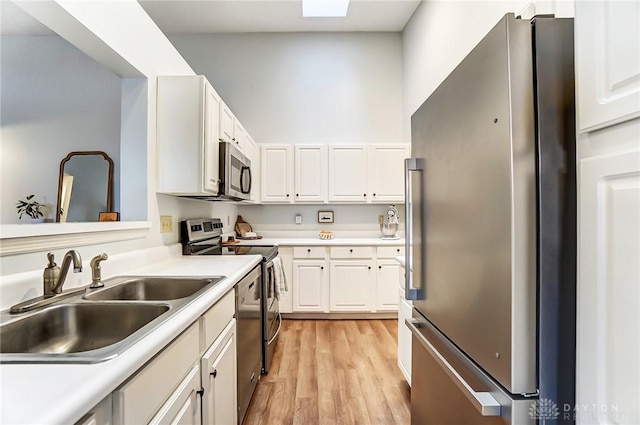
top-left (407, 313), bottom-right (534, 425)
top-left (409, 14), bottom-right (537, 394)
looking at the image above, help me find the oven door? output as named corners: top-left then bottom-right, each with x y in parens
top-left (221, 142), bottom-right (251, 201)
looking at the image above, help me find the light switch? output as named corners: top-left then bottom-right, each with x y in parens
top-left (295, 215), bottom-right (302, 224)
top-left (160, 215), bottom-right (173, 233)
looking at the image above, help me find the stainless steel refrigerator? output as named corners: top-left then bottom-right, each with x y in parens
top-left (404, 14), bottom-right (576, 425)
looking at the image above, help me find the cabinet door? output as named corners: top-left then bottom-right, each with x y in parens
top-left (294, 145), bottom-right (327, 202)
top-left (329, 260), bottom-right (373, 312)
top-left (293, 260), bottom-right (328, 312)
top-left (201, 319), bottom-right (237, 425)
top-left (578, 148), bottom-right (640, 422)
top-left (204, 83), bottom-right (221, 193)
top-left (368, 144), bottom-right (409, 203)
top-left (233, 120), bottom-right (246, 152)
top-left (375, 260), bottom-right (400, 311)
top-left (219, 101), bottom-right (235, 144)
top-left (261, 145), bottom-right (293, 203)
top-left (576, 0), bottom-right (640, 132)
top-left (148, 364), bottom-right (201, 425)
top-left (328, 146), bottom-right (368, 202)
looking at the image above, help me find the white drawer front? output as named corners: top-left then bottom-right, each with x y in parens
top-left (293, 246), bottom-right (327, 259)
top-left (113, 323), bottom-right (199, 425)
top-left (330, 246), bottom-right (374, 259)
top-left (200, 289), bottom-right (235, 350)
top-left (377, 246), bottom-right (405, 258)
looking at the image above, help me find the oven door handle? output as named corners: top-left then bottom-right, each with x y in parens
top-left (267, 312), bottom-right (282, 345)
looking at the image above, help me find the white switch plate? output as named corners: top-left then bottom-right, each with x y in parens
top-left (295, 215), bottom-right (302, 224)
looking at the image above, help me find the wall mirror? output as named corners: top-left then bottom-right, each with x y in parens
top-left (56, 151), bottom-right (114, 223)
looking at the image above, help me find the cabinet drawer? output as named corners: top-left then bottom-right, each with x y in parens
top-left (113, 323), bottom-right (199, 425)
top-left (330, 246), bottom-right (374, 259)
top-left (293, 246), bottom-right (327, 259)
top-left (377, 246), bottom-right (405, 259)
top-left (200, 289), bottom-right (235, 350)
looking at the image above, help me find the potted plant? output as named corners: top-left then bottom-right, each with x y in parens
top-left (16, 194), bottom-right (45, 222)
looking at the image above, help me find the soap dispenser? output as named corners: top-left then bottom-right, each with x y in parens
top-left (43, 252), bottom-right (60, 297)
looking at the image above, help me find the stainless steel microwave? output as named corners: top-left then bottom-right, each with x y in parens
top-left (220, 141), bottom-right (252, 201)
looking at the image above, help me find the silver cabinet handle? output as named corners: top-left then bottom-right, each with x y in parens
top-left (405, 318), bottom-right (501, 416)
top-left (404, 158), bottom-right (424, 300)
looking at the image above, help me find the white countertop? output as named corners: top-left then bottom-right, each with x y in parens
top-left (236, 237), bottom-right (405, 246)
top-left (0, 254), bottom-right (262, 425)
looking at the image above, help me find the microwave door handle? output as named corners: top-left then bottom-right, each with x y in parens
top-left (240, 166), bottom-right (252, 194)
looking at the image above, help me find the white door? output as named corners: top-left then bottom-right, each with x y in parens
top-left (261, 145), bottom-right (293, 203)
top-left (328, 145), bottom-right (368, 202)
top-left (293, 260), bottom-right (328, 312)
top-left (219, 101), bottom-right (235, 144)
top-left (233, 120), bottom-right (246, 152)
top-left (576, 0), bottom-right (640, 132)
top-left (148, 365), bottom-right (201, 425)
top-left (329, 260), bottom-right (373, 312)
top-left (204, 83), bottom-right (221, 194)
top-left (375, 260), bottom-right (400, 311)
top-left (201, 320), bottom-right (237, 425)
top-left (368, 144), bottom-right (409, 203)
top-left (294, 145), bottom-right (327, 203)
top-left (577, 148), bottom-right (640, 424)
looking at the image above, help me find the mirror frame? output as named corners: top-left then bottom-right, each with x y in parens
top-left (55, 151), bottom-right (114, 222)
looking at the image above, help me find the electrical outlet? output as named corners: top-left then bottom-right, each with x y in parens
top-left (295, 215), bottom-right (302, 224)
top-left (160, 215), bottom-right (173, 233)
top-left (378, 215), bottom-right (384, 225)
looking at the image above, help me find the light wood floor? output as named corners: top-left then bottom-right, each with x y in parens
top-left (243, 319), bottom-right (411, 425)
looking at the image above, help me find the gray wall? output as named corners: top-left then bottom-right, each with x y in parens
top-left (0, 35), bottom-right (122, 223)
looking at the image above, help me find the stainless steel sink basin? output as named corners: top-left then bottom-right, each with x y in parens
top-left (0, 303), bottom-right (169, 362)
top-left (83, 276), bottom-right (222, 301)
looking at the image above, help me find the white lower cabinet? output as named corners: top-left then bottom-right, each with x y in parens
top-left (329, 260), bottom-right (373, 312)
top-left (290, 244), bottom-right (403, 314)
top-left (109, 290), bottom-right (238, 425)
top-left (397, 290), bottom-right (412, 386)
top-left (75, 395), bottom-right (112, 425)
top-left (149, 364), bottom-right (201, 425)
top-left (293, 260), bottom-right (329, 312)
top-left (375, 260), bottom-right (400, 311)
top-left (113, 324), bottom-right (200, 425)
top-left (201, 319), bottom-right (237, 425)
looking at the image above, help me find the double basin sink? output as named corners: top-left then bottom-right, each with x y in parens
top-left (0, 276), bottom-right (225, 363)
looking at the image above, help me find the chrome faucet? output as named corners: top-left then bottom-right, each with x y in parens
top-left (89, 253), bottom-right (108, 289)
top-left (43, 250), bottom-right (83, 297)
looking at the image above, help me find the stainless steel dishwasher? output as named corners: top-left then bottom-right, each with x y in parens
top-left (235, 265), bottom-right (262, 425)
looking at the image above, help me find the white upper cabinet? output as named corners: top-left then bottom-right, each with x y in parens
top-left (327, 144), bottom-right (408, 203)
top-left (294, 145), bottom-right (327, 203)
top-left (576, 0), bottom-right (640, 132)
top-left (261, 145), bottom-right (294, 203)
top-left (233, 120), bottom-right (247, 152)
top-left (157, 75), bottom-right (221, 196)
top-left (328, 145), bottom-right (369, 202)
top-left (368, 144), bottom-right (410, 203)
top-left (219, 101), bottom-right (235, 144)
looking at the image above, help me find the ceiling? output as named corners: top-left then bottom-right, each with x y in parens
top-left (1, 0), bottom-right (421, 36)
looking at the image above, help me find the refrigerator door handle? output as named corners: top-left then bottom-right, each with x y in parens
top-left (406, 318), bottom-right (502, 417)
top-left (404, 158), bottom-right (424, 300)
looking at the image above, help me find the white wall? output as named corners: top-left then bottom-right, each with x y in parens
top-left (168, 32), bottom-right (404, 144)
top-left (403, 0), bottom-right (574, 141)
top-left (0, 2), bottom-right (240, 279)
top-left (0, 35), bottom-right (122, 224)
